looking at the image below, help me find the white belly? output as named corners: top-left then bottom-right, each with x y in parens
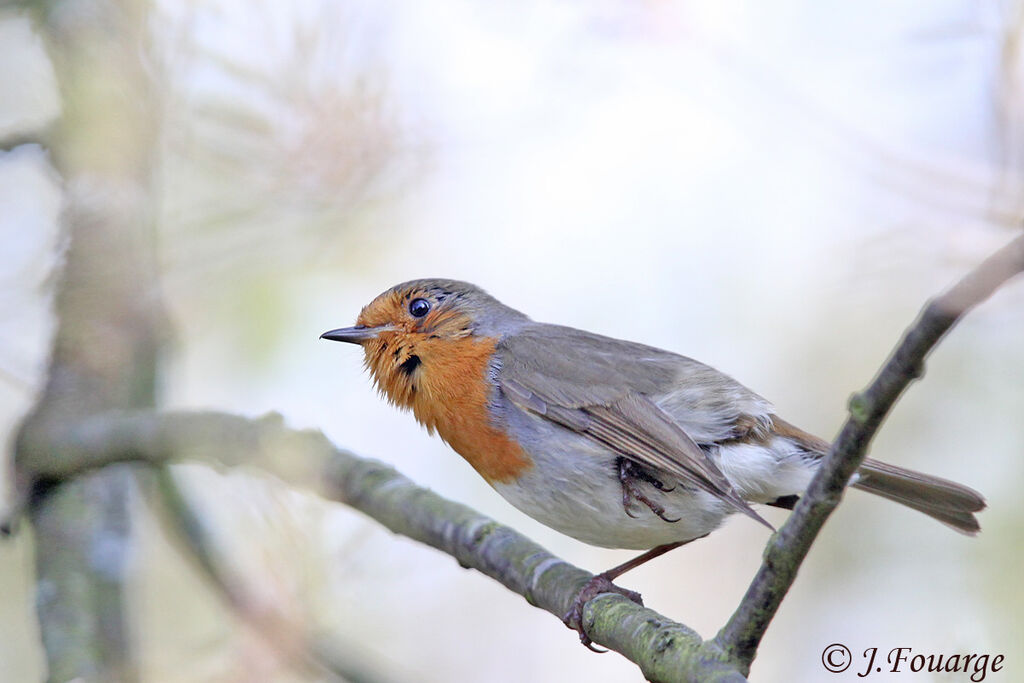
top-left (491, 413), bottom-right (732, 549)
top-left (490, 407), bottom-right (815, 549)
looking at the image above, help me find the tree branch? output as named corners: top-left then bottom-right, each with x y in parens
top-left (13, 1), bottom-right (169, 679)
top-left (714, 231), bottom-right (1024, 672)
top-left (16, 409), bottom-right (742, 682)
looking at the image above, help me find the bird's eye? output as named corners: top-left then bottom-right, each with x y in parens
top-left (409, 298), bottom-right (430, 318)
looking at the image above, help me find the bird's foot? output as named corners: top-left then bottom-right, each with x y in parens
top-left (617, 457), bottom-right (680, 523)
top-left (563, 573), bottom-right (643, 651)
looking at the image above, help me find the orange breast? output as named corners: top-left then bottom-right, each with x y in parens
top-left (411, 336), bottom-right (532, 484)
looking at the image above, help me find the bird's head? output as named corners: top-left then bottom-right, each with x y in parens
top-left (321, 278), bottom-right (528, 408)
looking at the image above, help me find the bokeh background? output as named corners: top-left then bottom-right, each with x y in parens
top-left (2, 1), bottom-right (1023, 681)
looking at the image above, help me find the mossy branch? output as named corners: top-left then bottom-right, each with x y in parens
top-left (714, 231), bottom-right (1024, 672)
top-left (14, 409), bottom-right (739, 682)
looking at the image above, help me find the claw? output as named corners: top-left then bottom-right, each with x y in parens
top-left (620, 483), bottom-right (638, 517)
top-left (616, 457), bottom-right (680, 523)
top-left (642, 473), bottom-right (675, 492)
top-left (633, 489), bottom-right (672, 521)
top-left (647, 503), bottom-right (681, 524)
top-left (563, 573), bottom-right (644, 650)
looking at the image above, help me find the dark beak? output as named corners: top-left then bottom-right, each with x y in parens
top-left (319, 325), bottom-right (393, 344)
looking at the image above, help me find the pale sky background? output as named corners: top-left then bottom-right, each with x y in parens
top-left (1, 1), bottom-right (1023, 682)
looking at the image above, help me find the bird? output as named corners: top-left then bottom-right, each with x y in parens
top-left (320, 278), bottom-right (985, 645)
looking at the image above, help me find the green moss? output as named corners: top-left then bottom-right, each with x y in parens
top-left (847, 392), bottom-right (870, 423)
top-left (470, 521), bottom-right (500, 545)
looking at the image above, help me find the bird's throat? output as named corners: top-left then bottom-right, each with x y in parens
top-left (375, 335), bottom-right (533, 484)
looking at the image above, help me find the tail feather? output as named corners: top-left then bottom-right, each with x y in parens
top-left (852, 458), bottom-right (986, 535)
top-left (770, 417), bottom-right (986, 535)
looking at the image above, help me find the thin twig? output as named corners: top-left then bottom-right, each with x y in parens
top-left (714, 231), bottom-right (1024, 672)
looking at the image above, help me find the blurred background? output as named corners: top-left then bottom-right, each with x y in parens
top-left (1, 1), bottom-right (1023, 681)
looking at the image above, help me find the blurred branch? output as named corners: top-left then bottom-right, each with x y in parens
top-left (714, 231), bottom-right (1024, 673)
top-left (12, 0), bottom-right (167, 680)
top-left (157, 0), bottom-right (419, 288)
top-left (10, 2), bottom-right (414, 679)
top-left (14, 409), bottom-right (741, 682)
top-left (152, 467), bottom-right (393, 683)
top-left (1, 133), bottom-right (49, 153)
top-left (696, 27), bottom-right (1024, 225)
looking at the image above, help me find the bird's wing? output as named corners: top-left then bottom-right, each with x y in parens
top-left (497, 325), bottom-right (772, 528)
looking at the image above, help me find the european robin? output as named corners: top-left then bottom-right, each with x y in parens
top-left (321, 278), bottom-right (985, 644)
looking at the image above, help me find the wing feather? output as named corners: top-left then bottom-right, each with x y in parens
top-left (498, 336), bottom-right (771, 528)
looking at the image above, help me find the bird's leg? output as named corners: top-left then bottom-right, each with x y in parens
top-left (616, 457), bottom-right (681, 523)
top-left (563, 534), bottom-right (709, 650)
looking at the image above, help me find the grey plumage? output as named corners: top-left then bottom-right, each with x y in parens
top-left (495, 318), bottom-right (985, 537)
